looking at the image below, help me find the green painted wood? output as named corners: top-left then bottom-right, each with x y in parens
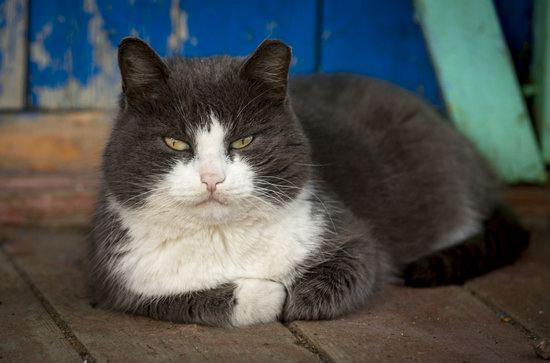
top-left (415, 0), bottom-right (546, 183)
top-left (0, 0), bottom-right (27, 109)
top-left (534, 0), bottom-right (550, 164)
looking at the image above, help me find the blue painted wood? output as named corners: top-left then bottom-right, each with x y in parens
top-left (27, 0), bottom-right (318, 109)
top-left (319, 0), bottom-right (443, 108)
top-left (494, 0), bottom-right (534, 84)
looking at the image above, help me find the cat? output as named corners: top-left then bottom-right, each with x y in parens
top-left (90, 37), bottom-right (529, 327)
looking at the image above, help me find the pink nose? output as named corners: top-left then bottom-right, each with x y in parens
top-left (201, 173), bottom-right (225, 193)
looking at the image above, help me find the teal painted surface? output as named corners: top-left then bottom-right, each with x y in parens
top-left (534, 0), bottom-right (550, 163)
top-left (415, 0), bottom-right (546, 183)
top-left (0, 0), bottom-right (26, 109)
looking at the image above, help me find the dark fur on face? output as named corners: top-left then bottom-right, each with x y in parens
top-left (104, 38), bottom-right (310, 207)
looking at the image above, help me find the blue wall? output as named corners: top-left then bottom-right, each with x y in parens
top-left (2, 0), bottom-right (534, 109)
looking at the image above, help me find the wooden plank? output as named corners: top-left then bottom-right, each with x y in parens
top-left (0, 112), bottom-right (112, 172)
top-left (320, 0), bottom-right (442, 108)
top-left (0, 173), bottom-right (98, 227)
top-left (0, 0), bottom-right (27, 109)
top-left (466, 228), bottom-right (550, 338)
top-left (1, 228), bottom-right (320, 362)
top-left (292, 286), bottom-right (537, 362)
top-left (28, 0), bottom-right (317, 109)
top-left (504, 185), bottom-right (550, 231)
top-left (415, 0), bottom-right (546, 183)
top-left (0, 247), bottom-right (81, 362)
top-left (533, 0), bottom-right (550, 163)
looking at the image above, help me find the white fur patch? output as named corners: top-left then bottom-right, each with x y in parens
top-left (195, 114), bottom-right (227, 178)
top-left (231, 278), bottom-right (286, 326)
top-left (110, 185), bottom-right (324, 297)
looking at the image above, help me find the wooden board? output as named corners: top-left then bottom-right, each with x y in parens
top-left (2, 228), bottom-right (320, 362)
top-left (466, 229), bottom-right (550, 338)
top-left (0, 173), bottom-right (99, 227)
top-left (319, 0), bottom-right (442, 108)
top-left (415, 0), bottom-right (546, 183)
top-left (292, 286), bottom-right (537, 362)
top-left (27, 0), bottom-right (318, 109)
top-left (0, 112), bottom-right (112, 172)
top-left (0, 0), bottom-right (27, 109)
top-left (0, 247), bottom-right (81, 362)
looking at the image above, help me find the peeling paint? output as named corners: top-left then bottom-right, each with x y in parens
top-left (0, 0), bottom-right (27, 109)
top-left (30, 22), bottom-right (52, 70)
top-left (26, 0), bottom-right (318, 110)
top-left (167, 0), bottom-right (189, 54)
top-left (266, 21), bottom-right (277, 35)
top-left (33, 0), bottom-right (120, 109)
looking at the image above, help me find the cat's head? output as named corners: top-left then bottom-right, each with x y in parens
top-left (103, 37), bottom-right (311, 225)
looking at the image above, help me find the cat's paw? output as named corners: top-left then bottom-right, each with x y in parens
top-left (231, 278), bottom-right (287, 326)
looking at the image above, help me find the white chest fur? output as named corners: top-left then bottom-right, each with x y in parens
top-left (110, 191), bottom-right (325, 297)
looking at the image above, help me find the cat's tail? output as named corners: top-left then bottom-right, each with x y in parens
top-left (402, 205), bottom-right (530, 287)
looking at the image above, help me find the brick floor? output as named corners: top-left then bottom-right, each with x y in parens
top-left (1, 188), bottom-right (549, 362)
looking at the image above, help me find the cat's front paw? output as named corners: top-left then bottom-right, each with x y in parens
top-left (231, 278), bottom-right (286, 327)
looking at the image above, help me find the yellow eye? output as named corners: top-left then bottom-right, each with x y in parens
top-left (163, 137), bottom-right (190, 151)
top-left (230, 136), bottom-right (254, 150)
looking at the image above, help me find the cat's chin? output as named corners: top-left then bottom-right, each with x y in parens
top-left (191, 200), bottom-right (234, 222)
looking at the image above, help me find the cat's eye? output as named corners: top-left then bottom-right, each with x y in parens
top-left (163, 137), bottom-right (190, 151)
top-left (230, 136), bottom-right (254, 150)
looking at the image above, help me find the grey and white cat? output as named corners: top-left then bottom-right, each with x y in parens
top-left (90, 38), bottom-right (529, 327)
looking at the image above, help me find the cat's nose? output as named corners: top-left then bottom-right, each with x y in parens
top-left (201, 173), bottom-right (225, 193)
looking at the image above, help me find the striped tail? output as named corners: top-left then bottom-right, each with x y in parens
top-left (403, 205), bottom-right (530, 287)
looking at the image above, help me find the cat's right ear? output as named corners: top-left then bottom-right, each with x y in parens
top-left (118, 37), bottom-right (169, 105)
top-left (240, 39), bottom-right (291, 105)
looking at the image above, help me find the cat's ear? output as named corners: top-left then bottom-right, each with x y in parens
top-left (118, 37), bottom-right (169, 104)
top-left (240, 39), bottom-right (291, 105)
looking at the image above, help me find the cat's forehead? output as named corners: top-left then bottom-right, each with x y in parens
top-left (163, 56), bottom-right (253, 129)
top-left (155, 56), bottom-right (268, 134)
top-left (167, 56), bottom-right (243, 90)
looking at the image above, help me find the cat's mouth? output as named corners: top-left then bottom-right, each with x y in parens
top-left (195, 195), bottom-right (226, 207)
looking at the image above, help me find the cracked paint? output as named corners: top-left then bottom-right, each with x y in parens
top-left (30, 22), bottom-right (52, 70)
top-left (167, 0), bottom-right (189, 54)
top-left (32, 0), bottom-right (119, 109)
top-left (26, 0), bottom-right (317, 110)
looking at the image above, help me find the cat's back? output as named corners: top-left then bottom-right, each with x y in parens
top-left (289, 74), bottom-right (500, 262)
top-left (289, 73), bottom-right (447, 139)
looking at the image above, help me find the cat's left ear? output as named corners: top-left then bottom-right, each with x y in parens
top-left (118, 37), bottom-right (169, 104)
top-left (240, 39), bottom-right (291, 105)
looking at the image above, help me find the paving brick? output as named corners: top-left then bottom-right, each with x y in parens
top-left (0, 248), bottom-right (81, 362)
top-left (292, 286), bottom-right (539, 362)
top-left (466, 229), bottom-right (550, 338)
top-left (1, 228), bottom-right (319, 363)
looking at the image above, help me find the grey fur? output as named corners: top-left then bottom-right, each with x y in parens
top-left (91, 38), bottom-right (502, 325)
